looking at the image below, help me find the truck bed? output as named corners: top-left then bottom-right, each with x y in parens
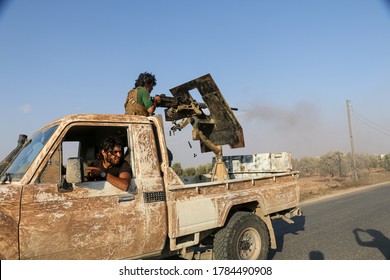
top-left (165, 167), bottom-right (300, 240)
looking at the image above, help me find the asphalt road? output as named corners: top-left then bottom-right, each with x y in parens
top-left (269, 183), bottom-right (390, 260)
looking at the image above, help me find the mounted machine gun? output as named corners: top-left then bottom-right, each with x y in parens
top-left (156, 74), bottom-right (245, 181)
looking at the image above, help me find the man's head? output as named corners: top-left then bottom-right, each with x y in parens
top-left (100, 136), bottom-right (124, 167)
top-left (134, 72), bottom-right (157, 93)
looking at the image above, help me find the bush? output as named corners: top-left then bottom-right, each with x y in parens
top-left (381, 154), bottom-right (390, 171)
top-left (342, 170), bottom-right (370, 187)
top-left (318, 151), bottom-right (348, 177)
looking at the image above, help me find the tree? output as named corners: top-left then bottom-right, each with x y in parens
top-left (183, 167), bottom-right (196, 176)
top-left (196, 163), bottom-right (213, 175)
top-left (381, 154), bottom-right (390, 171)
top-left (171, 162), bottom-right (183, 176)
top-left (318, 151), bottom-right (347, 177)
top-left (196, 164), bottom-right (207, 175)
top-left (296, 157), bottom-right (319, 177)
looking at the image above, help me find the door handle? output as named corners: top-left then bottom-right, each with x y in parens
top-left (118, 196), bottom-right (135, 202)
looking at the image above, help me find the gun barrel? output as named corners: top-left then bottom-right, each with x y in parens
top-left (156, 94), bottom-right (179, 108)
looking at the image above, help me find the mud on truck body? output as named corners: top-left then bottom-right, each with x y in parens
top-left (0, 74), bottom-right (300, 260)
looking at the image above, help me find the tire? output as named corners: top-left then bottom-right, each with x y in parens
top-left (213, 211), bottom-right (270, 260)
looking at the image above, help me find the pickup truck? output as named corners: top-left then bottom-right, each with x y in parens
top-left (0, 114), bottom-right (300, 260)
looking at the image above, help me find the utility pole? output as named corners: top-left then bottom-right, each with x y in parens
top-left (346, 100), bottom-right (358, 180)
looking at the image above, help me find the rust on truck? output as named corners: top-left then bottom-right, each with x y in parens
top-left (1, 114), bottom-right (169, 259)
top-left (0, 75), bottom-right (301, 260)
top-left (167, 73), bottom-right (245, 151)
top-left (0, 185), bottom-right (21, 259)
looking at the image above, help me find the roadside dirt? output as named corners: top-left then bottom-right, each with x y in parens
top-left (299, 169), bottom-right (390, 203)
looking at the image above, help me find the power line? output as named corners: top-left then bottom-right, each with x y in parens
top-left (350, 109), bottom-right (390, 137)
top-left (351, 109), bottom-right (390, 132)
top-left (352, 113), bottom-right (390, 136)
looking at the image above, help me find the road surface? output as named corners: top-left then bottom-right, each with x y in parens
top-left (269, 183), bottom-right (390, 260)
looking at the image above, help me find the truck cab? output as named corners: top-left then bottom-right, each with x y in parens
top-left (0, 114), bottom-right (169, 259)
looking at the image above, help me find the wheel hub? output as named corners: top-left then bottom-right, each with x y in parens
top-left (237, 228), bottom-right (261, 259)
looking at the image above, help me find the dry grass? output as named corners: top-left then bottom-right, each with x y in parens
top-left (299, 169), bottom-right (390, 202)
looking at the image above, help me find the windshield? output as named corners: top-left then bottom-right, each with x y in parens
top-left (2, 125), bottom-right (58, 182)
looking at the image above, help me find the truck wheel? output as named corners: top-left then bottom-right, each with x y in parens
top-left (214, 211), bottom-right (269, 260)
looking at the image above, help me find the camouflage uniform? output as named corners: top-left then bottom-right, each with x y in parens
top-left (124, 87), bottom-right (149, 116)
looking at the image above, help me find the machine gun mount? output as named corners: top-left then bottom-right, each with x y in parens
top-left (157, 74), bottom-right (245, 181)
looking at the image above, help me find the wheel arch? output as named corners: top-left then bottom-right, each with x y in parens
top-left (218, 199), bottom-right (277, 250)
top-left (213, 210), bottom-right (270, 260)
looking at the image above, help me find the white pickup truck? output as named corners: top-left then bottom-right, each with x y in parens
top-left (0, 74), bottom-right (300, 260)
top-left (0, 113), bottom-right (300, 260)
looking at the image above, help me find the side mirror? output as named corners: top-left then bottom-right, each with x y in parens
top-left (66, 157), bottom-right (84, 183)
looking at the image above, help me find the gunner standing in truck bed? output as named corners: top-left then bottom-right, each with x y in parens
top-left (124, 72), bottom-right (161, 116)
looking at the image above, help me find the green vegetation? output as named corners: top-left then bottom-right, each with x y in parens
top-left (295, 151), bottom-right (390, 201)
top-left (292, 151), bottom-right (383, 178)
top-left (171, 162), bottom-right (213, 176)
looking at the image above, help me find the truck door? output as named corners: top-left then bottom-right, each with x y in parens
top-left (19, 124), bottom-right (147, 259)
top-left (128, 122), bottom-right (168, 255)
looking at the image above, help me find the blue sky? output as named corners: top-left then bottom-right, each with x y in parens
top-left (1, 0), bottom-right (390, 167)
